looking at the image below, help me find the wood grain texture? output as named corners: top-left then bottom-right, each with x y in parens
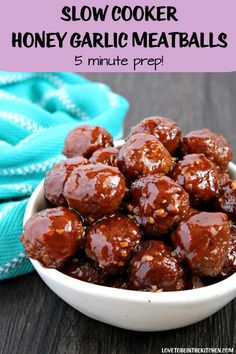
top-left (0, 73), bottom-right (235, 354)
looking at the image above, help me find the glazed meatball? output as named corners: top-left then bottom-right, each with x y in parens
top-left (60, 255), bottom-right (109, 285)
top-left (127, 116), bottom-right (182, 155)
top-left (182, 129), bottom-right (233, 171)
top-left (64, 164), bottom-right (126, 222)
top-left (21, 207), bottom-right (84, 268)
top-left (172, 212), bottom-right (230, 277)
top-left (117, 133), bottom-right (172, 181)
top-left (129, 240), bottom-right (185, 292)
top-left (172, 154), bottom-right (219, 203)
top-left (127, 174), bottom-right (190, 237)
top-left (215, 180), bottom-right (236, 220)
top-left (85, 214), bottom-right (142, 274)
top-left (44, 157), bottom-right (89, 206)
top-left (219, 225), bottom-right (236, 278)
top-left (62, 125), bottom-right (113, 158)
top-left (90, 147), bottom-right (119, 167)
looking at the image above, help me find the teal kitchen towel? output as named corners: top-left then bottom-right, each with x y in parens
top-left (0, 72), bottom-right (129, 280)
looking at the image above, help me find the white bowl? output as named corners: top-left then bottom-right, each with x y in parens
top-left (23, 144), bottom-right (236, 332)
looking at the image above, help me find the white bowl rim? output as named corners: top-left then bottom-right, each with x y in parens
top-left (24, 148), bottom-right (236, 304)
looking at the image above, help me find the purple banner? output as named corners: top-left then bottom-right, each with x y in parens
top-left (0, 0), bottom-right (235, 72)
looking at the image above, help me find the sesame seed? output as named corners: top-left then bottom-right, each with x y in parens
top-left (151, 285), bottom-right (158, 292)
top-left (56, 229), bottom-right (64, 235)
top-left (154, 209), bottom-right (165, 217)
top-left (146, 255), bottom-right (154, 261)
top-left (231, 181), bottom-right (236, 190)
top-left (148, 217), bottom-right (155, 224)
top-left (120, 241), bottom-right (129, 248)
top-left (118, 261), bottom-right (125, 266)
top-left (120, 250), bottom-right (128, 257)
top-left (210, 227), bottom-right (218, 236)
top-left (127, 204), bottom-right (133, 212)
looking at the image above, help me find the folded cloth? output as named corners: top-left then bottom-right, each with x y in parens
top-left (0, 72), bottom-right (129, 280)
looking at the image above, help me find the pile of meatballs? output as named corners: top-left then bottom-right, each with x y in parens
top-left (21, 117), bottom-right (236, 292)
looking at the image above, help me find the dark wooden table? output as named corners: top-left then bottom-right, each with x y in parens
top-left (1, 73), bottom-right (235, 354)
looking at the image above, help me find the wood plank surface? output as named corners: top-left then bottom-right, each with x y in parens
top-left (0, 73), bottom-right (235, 354)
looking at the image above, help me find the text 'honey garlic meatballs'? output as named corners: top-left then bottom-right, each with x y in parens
top-left (44, 157), bottom-right (89, 206)
top-left (181, 128), bottom-right (233, 171)
top-left (172, 212), bottom-right (230, 277)
top-left (215, 180), bottom-right (236, 220)
top-left (64, 164), bottom-right (126, 222)
top-left (127, 174), bottom-right (190, 237)
top-left (60, 254), bottom-right (110, 285)
top-left (21, 207), bottom-right (84, 268)
top-left (129, 240), bottom-right (185, 292)
top-left (62, 125), bottom-right (114, 158)
top-left (89, 147), bottom-right (119, 167)
top-left (127, 116), bottom-right (182, 155)
top-left (172, 154), bottom-right (219, 203)
top-left (85, 214), bottom-right (142, 274)
top-left (117, 133), bottom-right (172, 181)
